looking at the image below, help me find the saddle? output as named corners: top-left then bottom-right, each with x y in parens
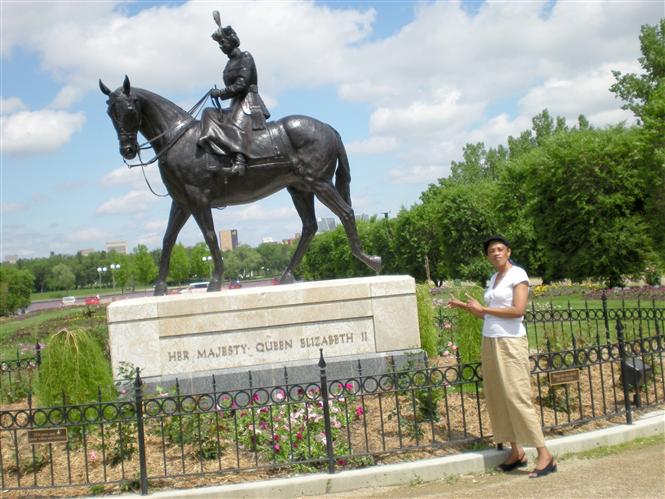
top-left (203, 121), bottom-right (293, 172)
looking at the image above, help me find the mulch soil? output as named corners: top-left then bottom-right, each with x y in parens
top-left (2, 356), bottom-right (664, 498)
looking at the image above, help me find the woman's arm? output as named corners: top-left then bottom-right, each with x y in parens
top-left (464, 282), bottom-right (529, 319)
top-left (448, 294), bottom-right (486, 319)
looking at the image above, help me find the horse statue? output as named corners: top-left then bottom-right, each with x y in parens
top-left (100, 76), bottom-right (381, 295)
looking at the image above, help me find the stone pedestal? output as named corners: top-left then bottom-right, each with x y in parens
top-left (107, 275), bottom-right (421, 392)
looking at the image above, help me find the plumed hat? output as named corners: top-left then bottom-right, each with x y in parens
top-left (211, 11), bottom-right (239, 45)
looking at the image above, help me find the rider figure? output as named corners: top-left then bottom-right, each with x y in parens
top-left (198, 12), bottom-right (270, 175)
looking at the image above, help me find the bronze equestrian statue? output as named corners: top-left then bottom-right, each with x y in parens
top-left (99, 13), bottom-right (381, 296)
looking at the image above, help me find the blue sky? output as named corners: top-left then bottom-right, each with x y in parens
top-left (1, 0), bottom-right (660, 259)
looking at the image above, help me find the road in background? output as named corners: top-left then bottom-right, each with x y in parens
top-left (27, 278), bottom-right (278, 313)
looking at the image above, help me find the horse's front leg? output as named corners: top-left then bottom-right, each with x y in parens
top-left (190, 205), bottom-right (224, 292)
top-left (154, 201), bottom-right (191, 295)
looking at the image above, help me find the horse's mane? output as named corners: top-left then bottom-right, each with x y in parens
top-left (132, 87), bottom-right (194, 123)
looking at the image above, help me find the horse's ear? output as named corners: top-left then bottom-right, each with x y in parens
top-left (99, 79), bottom-right (112, 96)
top-left (123, 75), bottom-right (131, 96)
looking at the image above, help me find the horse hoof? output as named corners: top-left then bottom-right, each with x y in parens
top-left (369, 256), bottom-right (382, 274)
top-left (280, 272), bottom-right (295, 284)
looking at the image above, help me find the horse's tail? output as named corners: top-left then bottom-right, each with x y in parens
top-left (332, 128), bottom-right (351, 207)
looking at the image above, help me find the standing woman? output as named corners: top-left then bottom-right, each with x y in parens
top-left (448, 235), bottom-right (556, 478)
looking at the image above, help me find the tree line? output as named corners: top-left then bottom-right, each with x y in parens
top-left (0, 242), bottom-right (294, 314)
top-left (300, 22), bottom-right (664, 288)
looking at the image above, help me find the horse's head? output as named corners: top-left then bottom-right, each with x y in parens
top-left (99, 76), bottom-right (141, 159)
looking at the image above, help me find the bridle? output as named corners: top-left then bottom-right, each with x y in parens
top-left (110, 90), bottom-right (212, 197)
top-left (114, 89), bottom-right (212, 170)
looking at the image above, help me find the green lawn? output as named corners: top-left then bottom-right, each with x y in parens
top-left (0, 306), bottom-right (107, 359)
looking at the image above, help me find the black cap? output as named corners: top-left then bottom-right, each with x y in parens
top-left (483, 235), bottom-right (511, 255)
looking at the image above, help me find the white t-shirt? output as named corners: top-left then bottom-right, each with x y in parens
top-left (482, 265), bottom-right (529, 338)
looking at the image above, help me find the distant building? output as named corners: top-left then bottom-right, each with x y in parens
top-left (106, 241), bottom-right (128, 254)
top-left (3, 254), bottom-right (18, 264)
top-left (261, 237), bottom-right (275, 244)
top-left (219, 229), bottom-right (238, 251)
top-left (317, 217), bottom-right (336, 233)
top-left (282, 233), bottom-right (301, 245)
top-left (79, 248), bottom-right (95, 256)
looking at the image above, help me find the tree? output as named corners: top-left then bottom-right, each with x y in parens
top-left (256, 242), bottom-right (292, 275)
top-left (133, 244), bottom-right (157, 286)
top-left (46, 263), bottom-right (76, 291)
top-left (611, 20), bottom-right (665, 266)
top-left (189, 242), bottom-right (211, 280)
top-left (168, 243), bottom-right (190, 284)
top-left (223, 245), bottom-right (262, 280)
top-left (524, 125), bottom-right (653, 286)
top-left (0, 265), bottom-right (34, 315)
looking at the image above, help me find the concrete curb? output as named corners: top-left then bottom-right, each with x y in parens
top-left (143, 410), bottom-right (664, 498)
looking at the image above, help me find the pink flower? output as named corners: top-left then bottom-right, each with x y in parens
top-left (447, 341), bottom-right (453, 348)
top-left (451, 344), bottom-right (458, 351)
top-left (273, 434), bottom-right (280, 442)
top-left (443, 350), bottom-right (450, 357)
top-left (273, 444), bottom-right (281, 452)
top-left (259, 421), bottom-right (268, 430)
top-left (345, 383), bottom-right (354, 390)
top-left (355, 406), bottom-right (364, 417)
top-left (252, 393), bottom-right (260, 402)
top-left (296, 431), bottom-right (303, 440)
top-left (88, 451), bottom-right (98, 464)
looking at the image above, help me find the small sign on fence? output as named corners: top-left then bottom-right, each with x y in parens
top-left (27, 428), bottom-right (68, 444)
top-left (549, 369), bottom-right (580, 386)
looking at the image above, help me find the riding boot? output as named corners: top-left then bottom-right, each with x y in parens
top-left (231, 153), bottom-right (247, 176)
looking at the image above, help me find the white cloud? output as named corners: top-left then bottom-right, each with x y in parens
top-left (49, 85), bottom-right (85, 109)
top-left (0, 110), bottom-right (86, 154)
top-left (347, 136), bottom-right (398, 155)
top-left (518, 62), bottom-right (639, 126)
top-left (96, 190), bottom-right (157, 215)
top-left (389, 164), bottom-right (448, 185)
top-left (0, 202), bottom-right (26, 214)
top-left (64, 228), bottom-right (109, 243)
top-left (226, 204), bottom-right (294, 222)
top-left (101, 165), bottom-right (163, 190)
top-left (0, 97), bottom-right (27, 114)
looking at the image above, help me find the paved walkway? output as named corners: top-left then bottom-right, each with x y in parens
top-left (318, 438), bottom-right (665, 498)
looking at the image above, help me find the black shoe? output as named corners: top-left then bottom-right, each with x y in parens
top-left (231, 154), bottom-right (246, 176)
top-left (528, 458), bottom-right (557, 478)
top-left (497, 452), bottom-right (527, 472)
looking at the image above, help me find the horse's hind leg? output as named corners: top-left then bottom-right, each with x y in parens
top-left (155, 201), bottom-right (191, 295)
top-left (281, 187), bottom-right (317, 283)
top-left (190, 206), bottom-right (224, 292)
top-left (312, 181), bottom-right (382, 274)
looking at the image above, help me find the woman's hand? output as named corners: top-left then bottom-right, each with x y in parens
top-left (464, 293), bottom-right (486, 317)
top-left (447, 294), bottom-right (466, 309)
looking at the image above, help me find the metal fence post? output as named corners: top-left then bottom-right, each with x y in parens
top-left (318, 349), bottom-right (335, 474)
top-left (616, 318), bottom-right (633, 425)
top-left (134, 369), bottom-right (149, 495)
top-left (602, 290), bottom-right (611, 345)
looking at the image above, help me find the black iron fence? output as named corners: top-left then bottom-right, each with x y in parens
top-left (1, 306), bottom-right (664, 496)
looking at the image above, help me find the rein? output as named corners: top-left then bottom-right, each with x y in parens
top-left (122, 90), bottom-right (212, 197)
top-left (123, 89), bottom-right (211, 170)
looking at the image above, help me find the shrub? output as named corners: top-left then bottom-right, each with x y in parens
top-left (415, 283), bottom-right (438, 358)
top-left (439, 285), bottom-right (484, 364)
top-left (34, 328), bottom-right (116, 406)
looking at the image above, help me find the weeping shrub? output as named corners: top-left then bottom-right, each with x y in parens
top-left (449, 285), bottom-right (484, 364)
top-left (34, 328), bottom-right (116, 406)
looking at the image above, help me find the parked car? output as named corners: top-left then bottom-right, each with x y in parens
top-left (179, 282), bottom-right (209, 293)
top-left (85, 296), bottom-right (100, 306)
top-left (61, 296), bottom-right (76, 306)
top-left (228, 280), bottom-right (242, 289)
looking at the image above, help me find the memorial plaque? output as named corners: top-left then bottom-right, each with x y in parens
top-left (548, 369), bottom-right (580, 386)
top-left (27, 428), bottom-right (68, 444)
